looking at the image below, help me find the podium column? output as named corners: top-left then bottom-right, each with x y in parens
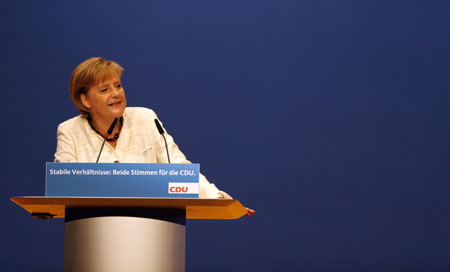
top-left (64, 207), bottom-right (186, 272)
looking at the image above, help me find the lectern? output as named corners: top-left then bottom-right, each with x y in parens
top-left (11, 163), bottom-right (247, 272)
top-left (11, 197), bottom-right (246, 272)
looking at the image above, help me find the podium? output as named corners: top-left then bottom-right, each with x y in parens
top-left (11, 196), bottom-right (246, 272)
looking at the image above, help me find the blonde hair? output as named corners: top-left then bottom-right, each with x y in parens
top-left (69, 57), bottom-right (124, 117)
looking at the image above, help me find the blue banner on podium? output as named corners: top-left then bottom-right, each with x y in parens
top-left (46, 163), bottom-right (199, 198)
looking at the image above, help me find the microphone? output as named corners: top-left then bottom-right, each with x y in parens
top-left (96, 117), bottom-right (118, 163)
top-left (107, 117), bottom-right (119, 135)
top-left (154, 118), bottom-right (164, 135)
top-left (154, 119), bottom-right (171, 163)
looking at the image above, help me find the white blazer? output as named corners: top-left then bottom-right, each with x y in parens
top-left (54, 107), bottom-right (231, 199)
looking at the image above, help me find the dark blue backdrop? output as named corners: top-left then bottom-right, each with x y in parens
top-left (1, 0), bottom-right (449, 271)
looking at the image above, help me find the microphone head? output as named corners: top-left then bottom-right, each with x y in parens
top-left (154, 119), bottom-right (165, 135)
top-left (107, 118), bottom-right (119, 136)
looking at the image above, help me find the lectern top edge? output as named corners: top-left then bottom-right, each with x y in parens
top-left (10, 196), bottom-right (247, 220)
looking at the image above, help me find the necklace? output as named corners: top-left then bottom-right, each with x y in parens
top-left (87, 116), bottom-right (124, 142)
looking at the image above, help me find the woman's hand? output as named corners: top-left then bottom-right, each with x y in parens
top-left (245, 207), bottom-right (255, 217)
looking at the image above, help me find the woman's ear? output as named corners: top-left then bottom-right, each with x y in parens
top-left (80, 93), bottom-right (91, 109)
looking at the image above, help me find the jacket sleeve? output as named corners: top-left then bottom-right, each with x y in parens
top-left (54, 122), bottom-right (78, 162)
top-left (151, 110), bottom-right (232, 199)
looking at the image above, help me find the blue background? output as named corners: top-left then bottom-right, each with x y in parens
top-left (1, 0), bottom-right (449, 271)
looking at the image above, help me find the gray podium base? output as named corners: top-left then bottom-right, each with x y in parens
top-left (64, 208), bottom-right (186, 272)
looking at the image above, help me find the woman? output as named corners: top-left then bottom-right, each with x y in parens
top-left (55, 57), bottom-right (255, 215)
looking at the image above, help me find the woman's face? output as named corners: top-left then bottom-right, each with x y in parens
top-left (81, 75), bottom-right (127, 125)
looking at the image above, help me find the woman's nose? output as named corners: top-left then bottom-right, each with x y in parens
top-left (111, 86), bottom-right (120, 96)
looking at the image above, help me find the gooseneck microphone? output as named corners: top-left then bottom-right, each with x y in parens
top-left (154, 119), bottom-right (171, 163)
top-left (96, 117), bottom-right (118, 163)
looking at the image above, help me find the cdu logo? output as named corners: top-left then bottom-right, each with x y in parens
top-left (168, 182), bottom-right (199, 194)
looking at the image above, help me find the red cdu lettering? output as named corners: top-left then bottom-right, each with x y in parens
top-left (169, 186), bottom-right (188, 193)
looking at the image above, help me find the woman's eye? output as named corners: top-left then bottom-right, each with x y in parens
top-left (116, 84), bottom-right (122, 88)
top-left (100, 88), bottom-right (108, 92)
